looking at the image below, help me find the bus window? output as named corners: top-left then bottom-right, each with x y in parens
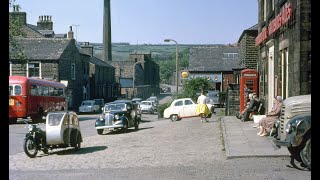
top-left (15, 85), bottom-right (22, 95)
top-left (9, 86), bottom-right (13, 95)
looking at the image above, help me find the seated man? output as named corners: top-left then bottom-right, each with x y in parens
top-left (240, 93), bottom-right (260, 122)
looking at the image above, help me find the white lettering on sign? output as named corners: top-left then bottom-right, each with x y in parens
top-left (243, 74), bottom-right (256, 77)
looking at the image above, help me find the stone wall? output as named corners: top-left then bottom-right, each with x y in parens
top-left (225, 90), bottom-right (240, 116)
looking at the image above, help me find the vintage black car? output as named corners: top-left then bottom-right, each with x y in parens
top-left (95, 100), bottom-right (141, 135)
top-left (272, 95), bottom-right (311, 170)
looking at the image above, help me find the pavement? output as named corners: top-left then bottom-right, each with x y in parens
top-left (221, 115), bottom-right (290, 159)
top-left (157, 93), bottom-right (290, 159)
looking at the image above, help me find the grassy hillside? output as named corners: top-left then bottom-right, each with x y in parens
top-left (87, 43), bottom-right (193, 61)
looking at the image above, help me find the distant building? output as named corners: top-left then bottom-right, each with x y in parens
top-left (110, 52), bottom-right (160, 100)
top-left (188, 45), bottom-right (242, 92)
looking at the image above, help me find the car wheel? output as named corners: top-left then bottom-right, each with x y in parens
top-left (170, 114), bottom-right (178, 122)
top-left (97, 129), bottom-right (103, 135)
top-left (134, 119), bottom-right (139, 130)
top-left (300, 138), bottom-right (311, 170)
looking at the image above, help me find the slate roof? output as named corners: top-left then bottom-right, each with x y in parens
top-left (188, 45), bottom-right (242, 72)
top-left (12, 38), bottom-right (71, 60)
top-left (90, 56), bottom-right (115, 68)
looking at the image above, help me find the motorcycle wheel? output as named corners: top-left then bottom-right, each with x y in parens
top-left (74, 134), bottom-right (81, 150)
top-left (23, 137), bottom-right (38, 158)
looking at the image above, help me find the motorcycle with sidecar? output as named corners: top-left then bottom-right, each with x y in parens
top-left (23, 111), bottom-right (83, 158)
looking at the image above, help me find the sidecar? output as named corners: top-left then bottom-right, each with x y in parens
top-left (46, 111), bottom-right (82, 149)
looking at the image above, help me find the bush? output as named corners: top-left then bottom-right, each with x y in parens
top-left (157, 98), bottom-right (175, 118)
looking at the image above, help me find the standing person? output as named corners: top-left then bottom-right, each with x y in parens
top-left (196, 90), bottom-right (210, 122)
top-left (257, 96), bottom-right (283, 136)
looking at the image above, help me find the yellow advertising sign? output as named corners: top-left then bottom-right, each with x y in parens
top-left (9, 98), bottom-right (14, 106)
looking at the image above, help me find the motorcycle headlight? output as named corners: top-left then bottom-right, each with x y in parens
top-left (28, 124), bottom-right (34, 131)
top-left (115, 114), bottom-right (120, 120)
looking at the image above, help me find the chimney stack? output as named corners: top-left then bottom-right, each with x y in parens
top-left (37, 15), bottom-right (53, 30)
top-left (80, 42), bottom-right (93, 57)
top-left (103, 0), bottom-right (112, 61)
top-left (10, 5), bottom-right (27, 25)
top-left (67, 26), bottom-right (74, 39)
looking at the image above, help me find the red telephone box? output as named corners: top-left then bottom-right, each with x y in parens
top-left (239, 69), bottom-right (259, 113)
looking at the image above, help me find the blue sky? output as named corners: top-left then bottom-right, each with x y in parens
top-left (13, 0), bottom-right (258, 45)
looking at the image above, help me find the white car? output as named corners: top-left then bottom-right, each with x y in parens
top-left (140, 100), bottom-right (157, 114)
top-left (163, 98), bottom-right (214, 121)
top-left (78, 100), bottom-right (100, 113)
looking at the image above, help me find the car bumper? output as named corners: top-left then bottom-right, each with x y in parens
top-left (79, 109), bottom-right (92, 113)
top-left (96, 124), bottom-right (124, 129)
top-left (141, 109), bottom-right (152, 113)
top-left (272, 137), bottom-right (291, 147)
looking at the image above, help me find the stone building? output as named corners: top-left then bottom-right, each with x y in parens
top-left (238, 24), bottom-right (259, 70)
top-left (9, 7), bottom-right (118, 109)
top-left (188, 45), bottom-right (242, 92)
top-left (80, 42), bottom-right (119, 103)
top-left (110, 52), bottom-right (160, 100)
top-left (9, 36), bottom-right (87, 110)
top-left (256, 0), bottom-right (311, 111)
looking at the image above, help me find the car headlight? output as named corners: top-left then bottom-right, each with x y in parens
top-left (98, 114), bottom-right (105, 121)
top-left (275, 119), bottom-right (280, 128)
top-left (285, 123), bottom-right (296, 134)
top-left (115, 114), bottom-right (120, 120)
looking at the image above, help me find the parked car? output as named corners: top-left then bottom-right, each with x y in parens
top-left (94, 99), bottom-right (105, 110)
top-left (272, 94), bottom-right (311, 170)
top-left (146, 96), bottom-right (159, 106)
top-left (131, 98), bottom-right (142, 104)
top-left (78, 100), bottom-right (100, 114)
top-left (140, 100), bottom-right (157, 114)
top-left (206, 90), bottom-right (222, 107)
top-left (95, 100), bottom-right (141, 135)
top-left (163, 98), bottom-right (214, 121)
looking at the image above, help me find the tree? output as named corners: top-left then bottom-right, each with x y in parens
top-left (159, 48), bottom-right (190, 84)
top-left (9, 0), bottom-right (27, 63)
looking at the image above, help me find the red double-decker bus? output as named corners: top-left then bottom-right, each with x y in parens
top-left (9, 76), bottom-right (67, 124)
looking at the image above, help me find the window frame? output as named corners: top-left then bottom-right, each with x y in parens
top-left (27, 62), bottom-right (42, 78)
top-left (71, 63), bottom-right (76, 80)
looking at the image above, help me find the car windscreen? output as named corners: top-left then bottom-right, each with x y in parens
top-left (104, 103), bottom-right (126, 112)
top-left (82, 101), bottom-right (93, 106)
top-left (141, 102), bottom-right (151, 105)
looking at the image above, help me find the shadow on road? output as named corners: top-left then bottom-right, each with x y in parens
top-left (35, 146), bottom-right (108, 157)
top-left (100, 126), bottom-right (154, 135)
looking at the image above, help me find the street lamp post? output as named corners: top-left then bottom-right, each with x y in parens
top-left (164, 39), bottom-right (178, 93)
